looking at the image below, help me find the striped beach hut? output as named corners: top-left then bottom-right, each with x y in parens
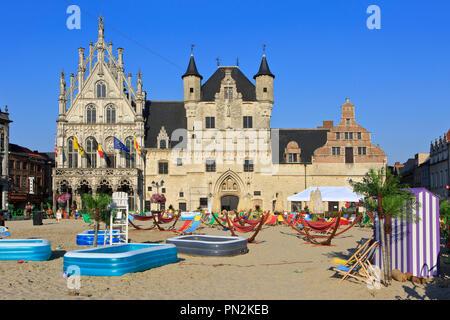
top-left (373, 188), bottom-right (441, 277)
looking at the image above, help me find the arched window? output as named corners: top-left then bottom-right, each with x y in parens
top-left (86, 105), bottom-right (96, 124)
top-left (96, 82), bottom-right (106, 98)
top-left (68, 137), bottom-right (78, 168)
top-left (285, 141), bottom-right (301, 163)
top-left (106, 105), bottom-right (116, 124)
top-left (125, 137), bottom-right (136, 168)
top-left (86, 137), bottom-right (97, 168)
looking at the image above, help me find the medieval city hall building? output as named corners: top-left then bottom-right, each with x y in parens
top-left (53, 18), bottom-right (387, 213)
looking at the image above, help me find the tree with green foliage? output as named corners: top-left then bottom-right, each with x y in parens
top-left (350, 167), bottom-right (419, 286)
top-left (82, 193), bottom-right (112, 247)
top-left (439, 197), bottom-right (450, 249)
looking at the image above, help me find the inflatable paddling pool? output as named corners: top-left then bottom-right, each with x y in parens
top-left (166, 235), bottom-right (248, 256)
top-left (76, 230), bottom-right (120, 246)
top-left (63, 243), bottom-right (178, 276)
top-left (0, 239), bottom-right (51, 261)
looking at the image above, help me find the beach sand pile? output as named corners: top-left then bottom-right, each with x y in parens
top-left (0, 218), bottom-right (449, 300)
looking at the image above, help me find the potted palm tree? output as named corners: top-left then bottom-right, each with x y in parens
top-left (350, 167), bottom-right (418, 286)
top-left (82, 193), bottom-right (112, 247)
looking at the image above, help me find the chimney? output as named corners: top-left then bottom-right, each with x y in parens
top-left (317, 120), bottom-right (334, 129)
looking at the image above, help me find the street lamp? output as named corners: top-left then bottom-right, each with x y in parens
top-left (151, 180), bottom-right (164, 194)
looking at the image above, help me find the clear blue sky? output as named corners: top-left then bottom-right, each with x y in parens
top-left (0, 0), bottom-right (449, 165)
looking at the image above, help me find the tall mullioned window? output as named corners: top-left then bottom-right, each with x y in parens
top-left (243, 116), bottom-right (253, 129)
top-left (106, 105), bottom-right (116, 124)
top-left (125, 138), bottom-right (136, 168)
top-left (0, 132), bottom-right (4, 152)
top-left (96, 82), bottom-right (106, 98)
top-left (205, 117), bottom-right (215, 129)
top-left (86, 105), bottom-right (96, 124)
top-left (68, 137), bottom-right (78, 168)
top-left (158, 162), bottom-right (168, 174)
top-left (86, 137), bottom-right (97, 168)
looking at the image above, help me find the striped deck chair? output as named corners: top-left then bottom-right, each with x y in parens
top-left (82, 214), bottom-right (93, 226)
top-left (176, 219), bottom-right (193, 232)
top-left (332, 239), bottom-right (379, 283)
top-left (265, 215), bottom-right (278, 225)
top-left (183, 215), bottom-right (202, 233)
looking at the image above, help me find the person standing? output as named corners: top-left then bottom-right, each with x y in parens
top-left (25, 202), bottom-right (32, 218)
top-left (56, 208), bottom-right (62, 222)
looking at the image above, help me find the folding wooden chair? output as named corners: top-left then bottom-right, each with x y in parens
top-left (332, 239), bottom-right (379, 283)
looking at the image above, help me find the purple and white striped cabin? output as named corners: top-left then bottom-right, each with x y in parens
top-left (373, 188), bottom-right (441, 277)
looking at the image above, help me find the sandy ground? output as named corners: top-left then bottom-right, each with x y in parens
top-left (0, 218), bottom-right (449, 300)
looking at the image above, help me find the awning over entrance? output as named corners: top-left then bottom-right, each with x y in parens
top-left (287, 186), bottom-right (364, 202)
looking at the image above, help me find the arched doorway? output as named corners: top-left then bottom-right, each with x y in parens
top-left (76, 180), bottom-right (92, 211)
top-left (97, 180), bottom-right (113, 196)
top-left (221, 195), bottom-right (239, 211)
top-left (212, 170), bottom-right (246, 212)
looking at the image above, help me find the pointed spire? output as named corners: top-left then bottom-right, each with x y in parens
top-left (254, 45), bottom-right (275, 79)
top-left (182, 46), bottom-right (202, 80)
top-left (137, 68), bottom-right (143, 94)
top-left (98, 14), bottom-right (104, 43)
top-left (60, 69), bottom-right (66, 96)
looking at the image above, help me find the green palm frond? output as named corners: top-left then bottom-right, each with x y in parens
top-left (82, 193), bottom-right (112, 223)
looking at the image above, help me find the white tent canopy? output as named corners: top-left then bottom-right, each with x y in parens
top-left (287, 186), bottom-right (364, 202)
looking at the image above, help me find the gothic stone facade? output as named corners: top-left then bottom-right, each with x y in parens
top-left (55, 18), bottom-right (387, 213)
top-left (54, 17), bottom-right (144, 211)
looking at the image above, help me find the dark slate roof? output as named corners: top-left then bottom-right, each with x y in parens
top-left (182, 55), bottom-right (202, 80)
top-left (272, 129), bottom-right (329, 164)
top-left (9, 143), bottom-right (47, 159)
top-left (42, 152), bottom-right (56, 162)
top-left (254, 55), bottom-right (275, 79)
top-left (201, 67), bottom-right (256, 101)
top-left (144, 101), bottom-right (187, 149)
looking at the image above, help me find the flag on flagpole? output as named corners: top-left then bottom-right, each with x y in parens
top-left (73, 137), bottom-right (85, 157)
top-left (98, 144), bottom-right (105, 158)
top-left (134, 137), bottom-right (142, 157)
top-left (114, 137), bottom-right (129, 152)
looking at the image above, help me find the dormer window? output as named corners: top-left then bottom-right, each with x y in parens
top-left (285, 141), bottom-right (301, 163)
top-left (225, 87), bottom-right (233, 100)
top-left (96, 81), bottom-right (106, 98)
top-left (157, 126), bottom-right (169, 150)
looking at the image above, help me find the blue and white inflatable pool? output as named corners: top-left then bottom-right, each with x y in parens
top-left (63, 243), bottom-right (178, 276)
top-left (76, 230), bottom-right (120, 246)
top-left (0, 239), bottom-right (51, 261)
